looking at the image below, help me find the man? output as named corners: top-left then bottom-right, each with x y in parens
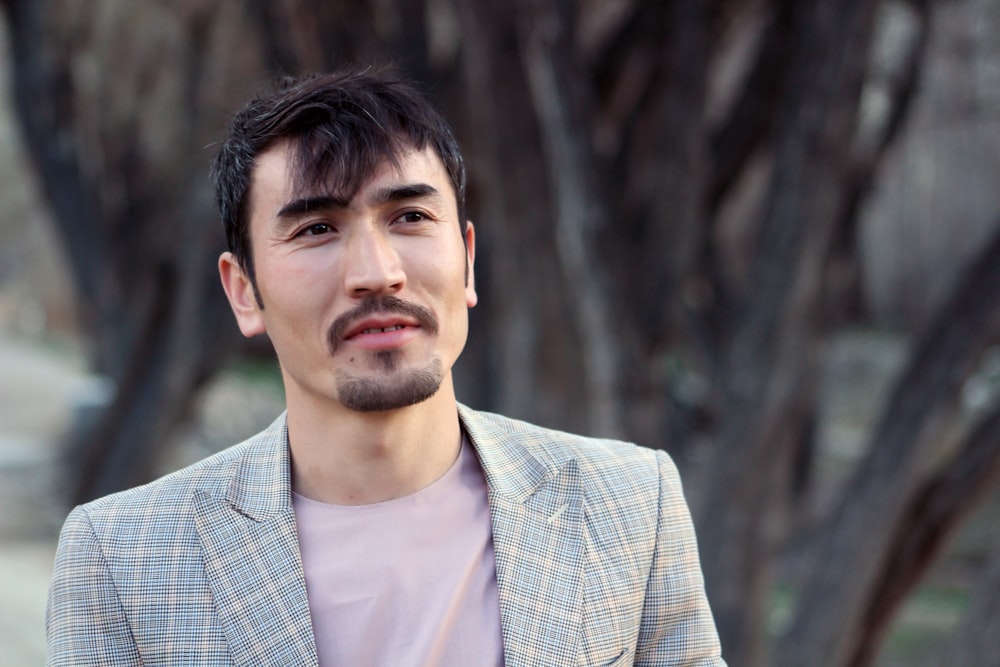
top-left (46, 68), bottom-right (725, 666)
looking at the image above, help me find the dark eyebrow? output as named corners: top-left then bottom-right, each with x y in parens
top-left (275, 184), bottom-right (440, 220)
top-left (276, 195), bottom-right (348, 219)
top-left (370, 183), bottom-right (440, 205)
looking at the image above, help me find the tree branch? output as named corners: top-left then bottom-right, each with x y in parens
top-left (848, 398), bottom-right (1000, 665)
top-left (943, 515), bottom-right (1000, 666)
top-left (825, 0), bottom-right (932, 324)
top-left (780, 220), bottom-right (1000, 664)
top-left (0, 0), bottom-right (110, 351)
top-left (515, 0), bottom-right (623, 437)
top-left (707, 0), bottom-right (796, 212)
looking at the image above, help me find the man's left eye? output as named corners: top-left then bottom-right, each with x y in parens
top-left (397, 211), bottom-right (427, 223)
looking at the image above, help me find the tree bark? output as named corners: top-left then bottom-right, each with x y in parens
top-left (515, 0), bottom-right (624, 437)
top-left (699, 1), bottom-right (878, 662)
top-left (943, 517), bottom-right (1000, 667)
top-left (848, 398), bottom-right (1000, 666)
top-left (1, 0), bottom-right (250, 502)
top-left (825, 0), bottom-right (931, 326)
top-left (451, 0), bottom-right (543, 419)
top-left (778, 223), bottom-right (1000, 664)
top-left (708, 0), bottom-right (796, 211)
top-left (0, 0), bottom-right (112, 364)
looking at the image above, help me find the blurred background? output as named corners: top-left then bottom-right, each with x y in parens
top-left (1, 0), bottom-right (999, 665)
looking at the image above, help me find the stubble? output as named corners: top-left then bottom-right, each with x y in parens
top-left (328, 296), bottom-right (444, 412)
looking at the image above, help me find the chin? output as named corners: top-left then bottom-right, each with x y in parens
top-left (335, 359), bottom-right (444, 413)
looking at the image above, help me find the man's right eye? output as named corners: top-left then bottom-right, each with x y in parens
top-left (298, 223), bottom-right (332, 236)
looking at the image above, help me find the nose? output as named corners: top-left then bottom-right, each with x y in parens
top-left (343, 226), bottom-right (406, 297)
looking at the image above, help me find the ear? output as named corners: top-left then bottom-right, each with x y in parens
top-left (219, 252), bottom-right (266, 337)
top-left (464, 221), bottom-right (478, 308)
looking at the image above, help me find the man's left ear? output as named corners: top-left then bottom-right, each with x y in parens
top-left (464, 221), bottom-right (478, 307)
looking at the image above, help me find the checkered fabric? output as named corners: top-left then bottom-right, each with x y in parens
top-left (46, 405), bottom-right (724, 666)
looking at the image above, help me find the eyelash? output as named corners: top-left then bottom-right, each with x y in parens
top-left (294, 210), bottom-right (431, 238)
top-left (297, 222), bottom-right (333, 236)
top-left (395, 211), bottom-right (428, 224)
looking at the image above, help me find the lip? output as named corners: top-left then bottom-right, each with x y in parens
top-left (343, 316), bottom-right (420, 341)
top-left (339, 316), bottom-right (421, 351)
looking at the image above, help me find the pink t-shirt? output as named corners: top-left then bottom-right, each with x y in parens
top-left (293, 437), bottom-right (504, 666)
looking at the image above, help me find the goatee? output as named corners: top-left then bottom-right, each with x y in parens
top-left (335, 357), bottom-right (444, 412)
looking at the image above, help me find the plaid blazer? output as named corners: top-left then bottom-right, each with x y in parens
top-left (47, 405), bottom-right (724, 666)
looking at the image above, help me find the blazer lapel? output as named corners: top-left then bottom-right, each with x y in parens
top-left (194, 416), bottom-right (318, 667)
top-left (460, 405), bottom-right (585, 667)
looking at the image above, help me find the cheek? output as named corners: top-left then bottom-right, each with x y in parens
top-left (405, 248), bottom-right (463, 289)
top-left (260, 254), bottom-right (337, 303)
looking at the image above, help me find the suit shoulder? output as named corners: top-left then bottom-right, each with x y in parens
top-left (73, 417), bottom-right (284, 532)
top-left (463, 406), bottom-right (671, 491)
top-left (73, 443), bottom-right (238, 527)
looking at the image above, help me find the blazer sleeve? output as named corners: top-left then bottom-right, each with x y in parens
top-left (46, 506), bottom-right (142, 667)
top-left (635, 450), bottom-right (726, 666)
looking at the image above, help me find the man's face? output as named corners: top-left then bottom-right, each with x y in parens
top-left (220, 141), bottom-right (477, 413)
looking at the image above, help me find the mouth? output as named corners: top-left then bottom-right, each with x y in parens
top-left (343, 318), bottom-right (417, 341)
top-left (329, 296), bottom-right (438, 353)
top-left (359, 324), bottom-right (406, 335)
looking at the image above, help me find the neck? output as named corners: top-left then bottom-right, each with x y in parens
top-left (284, 377), bottom-right (462, 505)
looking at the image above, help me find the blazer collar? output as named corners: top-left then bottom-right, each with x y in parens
top-left (221, 413), bottom-right (292, 521)
top-left (219, 408), bottom-right (559, 515)
top-left (225, 407), bottom-right (566, 514)
top-left (459, 404), bottom-right (586, 667)
top-left (194, 414), bottom-right (318, 666)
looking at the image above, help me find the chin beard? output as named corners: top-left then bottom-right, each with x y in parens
top-left (335, 357), bottom-right (445, 412)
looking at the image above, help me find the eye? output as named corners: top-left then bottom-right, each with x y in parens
top-left (297, 222), bottom-right (333, 236)
top-left (395, 211), bottom-right (428, 224)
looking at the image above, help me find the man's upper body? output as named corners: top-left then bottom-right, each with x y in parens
top-left (46, 68), bottom-right (725, 665)
top-left (47, 406), bottom-right (723, 666)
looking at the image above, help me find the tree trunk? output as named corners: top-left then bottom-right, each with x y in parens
top-left (778, 224), bottom-right (1000, 664)
top-left (848, 397), bottom-right (1000, 665)
top-left (451, 0), bottom-right (543, 419)
top-left (515, 0), bottom-right (624, 437)
top-left (943, 517), bottom-right (1000, 667)
top-left (0, 0), bottom-right (251, 502)
top-left (698, 1), bottom-right (878, 662)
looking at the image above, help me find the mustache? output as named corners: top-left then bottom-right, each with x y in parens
top-left (328, 296), bottom-right (438, 353)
